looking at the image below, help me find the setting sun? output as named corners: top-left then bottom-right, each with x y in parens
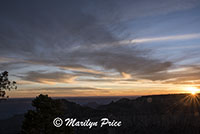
top-left (191, 91), bottom-right (196, 95)
top-left (185, 87), bottom-right (199, 95)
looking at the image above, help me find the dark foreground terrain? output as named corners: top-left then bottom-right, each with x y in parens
top-left (1, 94), bottom-right (200, 134)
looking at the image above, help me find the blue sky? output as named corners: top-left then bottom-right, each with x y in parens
top-left (0, 0), bottom-right (200, 97)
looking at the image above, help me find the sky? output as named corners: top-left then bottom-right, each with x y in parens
top-left (1, 0), bottom-right (200, 98)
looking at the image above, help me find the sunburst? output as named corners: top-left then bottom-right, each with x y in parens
top-left (185, 87), bottom-right (199, 95)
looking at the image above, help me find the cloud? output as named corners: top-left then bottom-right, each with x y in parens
top-left (39, 87), bottom-right (106, 91)
top-left (13, 86), bottom-right (111, 97)
top-left (121, 72), bottom-right (132, 79)
top-left (120, 33), bottom-right (200, 44)
top-left (1, 0), bottom-right (199, 87)
top-left (150, 65), bottom-right (200, 85)
top-left (59, 65), bottom-right (104, 75)
top-left (77, 47), bottom-right (172, 77)
top-left (0, 0), bottom-right (118, 58)
top-left (86, 0), bottom-right (199, 23)
top-left (0, 0), bottom-right (199, 58)
top-left (18, 71), bottom-right (77, 84)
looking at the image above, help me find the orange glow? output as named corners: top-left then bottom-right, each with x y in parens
top-left (185, 87), bottom-right (199, 95)
top-left (191, 91), bottom-right (196, 95)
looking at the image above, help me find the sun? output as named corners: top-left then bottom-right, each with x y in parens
top-left (186, 87), bottom-right (199, 95)
top-left (191, 91), bottom-right (196, 95)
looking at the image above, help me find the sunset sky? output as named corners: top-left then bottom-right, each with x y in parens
top-left (1, 0), bottom-right (200, 98)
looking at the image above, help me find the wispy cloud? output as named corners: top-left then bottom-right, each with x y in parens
top-left (17, 71), bottom-right (77, 84)
top-left (120, 33), bottom-right (200, 44)
top-left (1, 0), bottom-right (200, 97)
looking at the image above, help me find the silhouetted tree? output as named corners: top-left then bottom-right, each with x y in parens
top-left (0, 71), bottom-right (17, 99)
top-left (21, 94), bottom-right (73, 134)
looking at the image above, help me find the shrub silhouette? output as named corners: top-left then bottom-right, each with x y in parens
top-left (21, 94), bottom-right (73, 134)
top-left (0, 71), bottom-right (16, 99)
